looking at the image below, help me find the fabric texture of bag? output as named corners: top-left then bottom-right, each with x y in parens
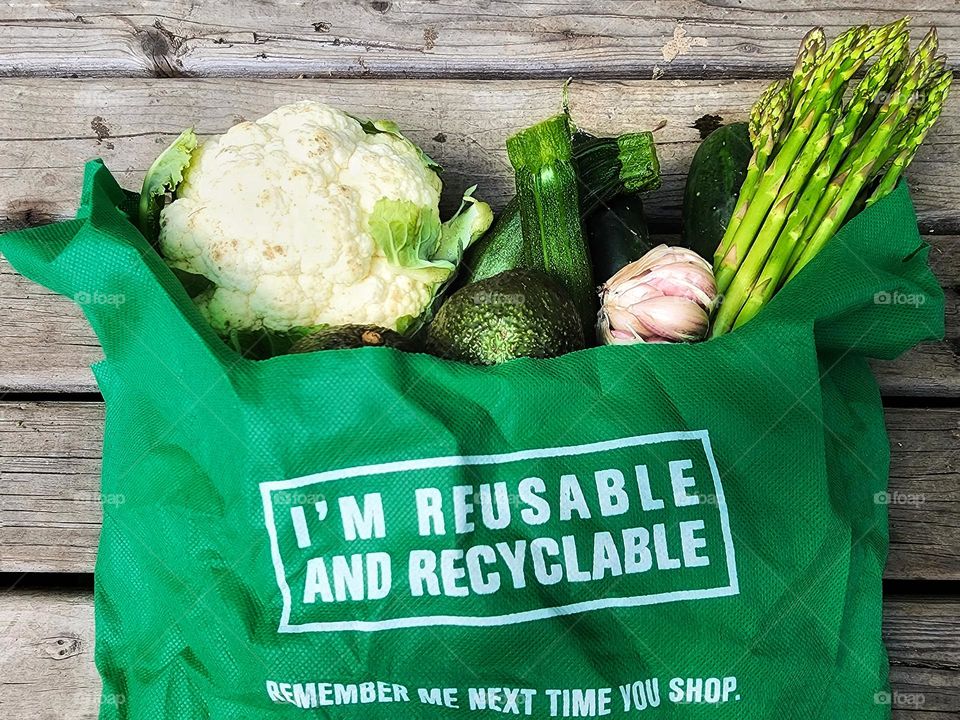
top-left (0, 160), bottom-right (944, 719)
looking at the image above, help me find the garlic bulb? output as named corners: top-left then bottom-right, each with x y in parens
top-left (598, 245), bottom-right (717, 344)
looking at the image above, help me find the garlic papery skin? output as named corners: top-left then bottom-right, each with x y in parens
top-left (598, 245), bottom-right (717, 344)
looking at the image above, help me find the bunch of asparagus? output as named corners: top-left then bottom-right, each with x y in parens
top-left (711, 19), bottom-right (952, 336)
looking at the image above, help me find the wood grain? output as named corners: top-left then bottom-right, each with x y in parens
top-left (0, 78), bottom-right (958, 395)
top-left (0, 587), bottom-right (956, 718)
top-left (0, 588), bottom-right (101, 720)
top-left (1, 78), bottom-right (959, 231)
top-left (0, 259), bottom-right (102, 393)
top-left (1, 401), bottom-right (957, 577)
top-left (0, 2), bottom-right (957, 80)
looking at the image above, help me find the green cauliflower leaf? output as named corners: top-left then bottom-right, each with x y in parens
top-left (137, 128), bottom-right (198, 244)
top-left (435, 185), bottom-right (495, 264)
top-left (368, 199), bottom-right (452, 284)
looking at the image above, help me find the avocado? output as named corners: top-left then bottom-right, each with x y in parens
top-left (289, 325), bottom-right (406, 354)
top-left (426, 270), bottom-right (585, 365)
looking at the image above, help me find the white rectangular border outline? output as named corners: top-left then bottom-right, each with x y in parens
top-left (260, 429), bottom-right (739, 633)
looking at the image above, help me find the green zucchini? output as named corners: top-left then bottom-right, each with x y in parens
top-left (506, 115), bottom-right (593, 332)
top-left (587, 193), bottom-right (653, 284)
top-left (461, 129), bottom-right (660, 286)
top-left (681, 122), bottom-right (752, 261)
top-left (574, 131), bottom-right (661, 213)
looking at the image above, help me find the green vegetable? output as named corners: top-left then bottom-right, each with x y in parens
top-left (369, 199), bottom-right (448, 283)
top-left (461, 129), bottom-right (660, 285)
top-left (714, 81), bottom-right (790, 272)
top-left (574, 131), bottom-right (661, 213)
top-left (289, 325), bottom-right (407, 353)
top-left (789, 40), bottom-right (947, 276)
top-left (587, 193), bottom-right (653, 284)
top-left (681, 122), bottom-right (752, 261)
top-left (426, 270), bottom-right (584, 365)
top-left (506, 114), bottom-right (593, 332)
top-left (733, 34), bottom-right (909, 328)
top-left (865, 67), bottom-right (951, 208)
top-left (137, 129), bottom-right (197, 244)
top-left (713, 23), bottom-right (881, 294)
top-left (369, 186), bottom-right (493, 287)
top-left (712, 108), bottom-right (837, 335)
top-left (709, 20), bottom-right (951, 336)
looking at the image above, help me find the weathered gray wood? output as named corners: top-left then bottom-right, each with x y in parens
top-left (0, 402), bottom-right (103, 573)
top-left (0, 2), bottom-right (957, 79)
top-left (884, 408), bottom-right (960, 581)
top-left (883, 596), bottom-right (960, 717)
top-left (0, 587), bottom-right (955, 718)
top-left (0, 78), bottom-right (958, 394)
top-left (0, 588), bottom-right (101, 719)
top-left (0, 259), bottom-right (102, 393)
top-left (1, 78), bottom-right (959, 232)
top-left (1, 401), bottom-right (958, 578)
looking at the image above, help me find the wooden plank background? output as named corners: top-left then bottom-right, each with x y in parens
top-left (0, 1), bottom-right (958, 79)
top-left (1, 2), bottom-right (958, 717)
top-left (0, 80), bottom-right (957, 395)
top-left (2, 78), bottom-right (959, 233)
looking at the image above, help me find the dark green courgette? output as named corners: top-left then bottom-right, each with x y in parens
top-left (587, 193), bottom-right (653, 284)
top-left (506, 115), bottom-right (594, 333)
top-left (461, 129), bottom-right (660, 286)
top-left (681, 122), bottom-right (752, 261)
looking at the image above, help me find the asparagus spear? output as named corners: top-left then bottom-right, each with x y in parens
top-left (779, 29), bottom-right (911, 275)
top-left (788, 29), bottom-right (939, 279)
top-left (715, 81), bottom-right (790, 270)
top-left (725, 31), bottom-right (910, 330)
top-left (713, 29), bottom-right (822, 271)
top-left (718, 29), bottom-right (823, 257)
top-left (749, 79), bottom-right (787, 146)
top-left (790, 28), bottom-right (828, 110)
top-left (713, 24), bottom-right (891, 295)
top-left (711, 109), bottom-right (836, 335)
top-left (866, 68), bottom-right (953, 207)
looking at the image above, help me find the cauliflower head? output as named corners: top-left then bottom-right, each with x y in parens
top-left (151, 102), bottom-right (492, 335)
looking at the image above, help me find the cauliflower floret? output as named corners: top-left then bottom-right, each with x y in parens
top-left (156, 101), bottom-right (489, 335)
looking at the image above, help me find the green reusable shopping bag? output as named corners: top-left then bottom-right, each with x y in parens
top-left (0, 160), bottom-right (944, 719)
